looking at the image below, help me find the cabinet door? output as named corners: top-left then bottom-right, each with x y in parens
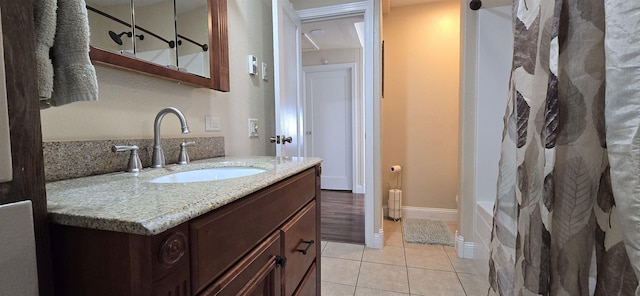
top-left (293, 263), bottom-right (316, 296)
top-left (199, 232), bottom-right (282, 296)
top-left (281, 201), bottom-right (316, 296)
top-left (190, 168), bottom-right (315, 293)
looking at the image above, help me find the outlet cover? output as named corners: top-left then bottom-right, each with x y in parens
top-left (248, 119), bottom-right (259, 137)
top-left (205, 115), bottom-right (222, 132)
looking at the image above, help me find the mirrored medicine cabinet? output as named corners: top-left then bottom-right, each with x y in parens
top-left (85, 0), bottom-right (229, 91)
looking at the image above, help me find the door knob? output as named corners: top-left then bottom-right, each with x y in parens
top-left (269, 136), bottom-right (281, 144)
top-left (282, 136), bottom-right (292, 144)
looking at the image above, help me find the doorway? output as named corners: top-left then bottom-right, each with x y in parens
top-left (296, 1), bottom-right (382, 248)
top-left (304, 64), bottom-right (356, 191)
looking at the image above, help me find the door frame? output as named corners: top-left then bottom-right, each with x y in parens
top-left (303, 63), bottom-right (362, 193)
top-left (273, 0), bottom-right (304, 157)
top-left (297, 0), bottom-right (382, 249)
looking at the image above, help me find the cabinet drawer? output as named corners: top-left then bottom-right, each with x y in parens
top-left (190, 168), bottom-right (316, 294)
top-left (199, 232), bottom-right (282, 296)
top-left (281, 201), bottom-right (316, 296)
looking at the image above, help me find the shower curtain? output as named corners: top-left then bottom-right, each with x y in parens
top-left (488, 0), bottom-right (640, 295)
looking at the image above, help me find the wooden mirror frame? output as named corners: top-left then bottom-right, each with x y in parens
top-left (89, 0), bottom-right (229, 91)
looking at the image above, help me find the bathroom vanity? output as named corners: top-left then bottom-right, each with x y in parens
top-left (47, 156), bottom-right (321, 296)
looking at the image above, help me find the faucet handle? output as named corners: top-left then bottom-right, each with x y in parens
top-left (112, 145), bottom-right (143, 173)
top-left (178, 141), bottom-right (196, 165)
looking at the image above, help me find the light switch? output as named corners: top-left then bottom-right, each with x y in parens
top-left (261, 62), bottom-right (268, 81)
top-left (248, 55), bottom-right (258, 75)
top-left (248, 119), bottom-right (259, 138)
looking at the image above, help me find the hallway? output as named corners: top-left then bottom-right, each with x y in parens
top-left (320, 220), bottom-right (488, 295)
top-left (320, 191), bottom-right (486, 295)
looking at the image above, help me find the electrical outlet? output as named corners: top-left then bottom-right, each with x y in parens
top-left (205, 115), bottom-right (222, 132)
top-left (248, 119), bottom-right (259, 138)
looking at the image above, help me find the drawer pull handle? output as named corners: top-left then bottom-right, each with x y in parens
top-left (297, 240), bottom-right (315, 255)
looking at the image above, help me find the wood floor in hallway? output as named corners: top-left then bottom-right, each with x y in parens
top-left (320, 190), bottom-right (365, 244)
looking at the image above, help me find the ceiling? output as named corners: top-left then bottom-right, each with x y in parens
top-left (301, 16), bottom-right (364, 51)
top-left (390, 0), bottom-right (450, 7)
top-left (301, 0), bottom-right (452, 52)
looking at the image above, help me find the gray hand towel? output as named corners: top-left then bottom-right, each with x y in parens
top-left (48, 0), bottom-right (99, 107)
top-left (32, 0), bottom-right (57, 102)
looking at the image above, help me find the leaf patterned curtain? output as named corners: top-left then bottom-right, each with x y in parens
top-left (488, 0), bottom-right (640, 295)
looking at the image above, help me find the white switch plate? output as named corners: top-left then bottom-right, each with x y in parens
top-left (248, 119), bottom-right (259, 138)
top-left (205, 115), bottom-right (222, 132)
top-left (261, 62), bottom-right (268, 81)
top-left (248, 55), bottom-right (258, 75)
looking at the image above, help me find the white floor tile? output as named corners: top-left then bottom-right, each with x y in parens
top-left (322, 281), bottom-right (356, 296)
top-left (323, 242), bottom-right (365, 261)
top-left (355, 286), bottom-right (410, 296)
top-left (321, 257), bottom-right (361, 286)
top-left (357, 262), bottom-right (409, 293)
top-left (458, 273), bottom-right (490, 296)
top-left (405, 247), bottom-right (454, 272)
top-left (407, 268), bottom-right (465, 296)
top-left (362, 246), bottom-right (406, 266)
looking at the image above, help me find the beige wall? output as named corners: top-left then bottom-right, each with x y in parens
top-left (41, 0), bottom-right (276, 157)
top-left (382, 1), bottom-right (460, 209)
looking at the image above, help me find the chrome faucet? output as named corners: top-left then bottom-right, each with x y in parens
top-left (151, 107), bottom-right (190, 168)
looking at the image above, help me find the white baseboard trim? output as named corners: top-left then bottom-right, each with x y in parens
top-left (455, 231), bottom-right (475, 259)
top-left (354, 185), bottom-right (365, 194)
top-left (382, 206), bottom-right (458, 222)
top-left (464, 242), bottom-right (475, 259)
top-left (368, 231), bottom-right (384, 249)
top-left (402, 206), bottom-right (458, 222)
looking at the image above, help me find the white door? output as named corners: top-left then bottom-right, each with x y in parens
top-left (273, 0), bottom-right (303, 157)
top-left (305, 65), bottom-right (354, 190)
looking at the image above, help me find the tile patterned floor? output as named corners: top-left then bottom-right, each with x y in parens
top-left (320, 220), bottom-right (490, 296)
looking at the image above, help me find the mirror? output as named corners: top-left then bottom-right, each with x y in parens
top-left (133, 0), bottom-right (178, 69)
top-left (85, 0), bottom-right (228, 91)
top-left (176, 0), bottom-right (210, 77)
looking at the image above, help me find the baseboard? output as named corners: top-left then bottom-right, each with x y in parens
top-left (382, 206), bottom-right (458, 222)
top-left (455, 231), bottom-right (475, 259)
top-left (367, 230), bottom-right (384, 249)
top-left (354, 185), bottom-right (365, 194)
top-left (402, 206), bottom-right (458, 222)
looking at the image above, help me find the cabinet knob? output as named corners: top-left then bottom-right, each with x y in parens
top-left (296, 240), bottom-right (315, 255)
top-left (275, 256), bottom-right (287, 267)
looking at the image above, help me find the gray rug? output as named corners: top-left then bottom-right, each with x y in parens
top-left (403, 218), bottom-right (455, 246)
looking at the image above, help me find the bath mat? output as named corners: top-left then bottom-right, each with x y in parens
top-left (403, 218), bottom-right (455, 246)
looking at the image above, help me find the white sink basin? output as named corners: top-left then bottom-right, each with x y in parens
top-left (149, 167), bottom-right (266, 183)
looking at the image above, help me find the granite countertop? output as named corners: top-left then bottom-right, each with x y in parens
top-left (46, 156), bottom-right (322, 236)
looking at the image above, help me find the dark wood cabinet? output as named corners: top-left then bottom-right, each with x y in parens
top-left (50, 166), bottom-right (321, 296)
top-left (0, 0), bottom-right (53, 294)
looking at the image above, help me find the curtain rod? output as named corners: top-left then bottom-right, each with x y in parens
top-left (469, 0), bottom-right (482, 10)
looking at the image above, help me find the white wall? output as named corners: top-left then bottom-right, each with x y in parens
top-left (41, 0), bottom-right (276, 157)
top-left (475, 6), bottom-right (511, 205)
top-left (472, 4), bottom-right (512, 270)
top-left (458, 1), bottom-right (511, 261)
